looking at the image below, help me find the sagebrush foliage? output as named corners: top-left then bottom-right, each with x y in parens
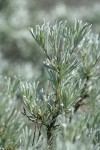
top-left (0, 20), bottom-right (100, 150)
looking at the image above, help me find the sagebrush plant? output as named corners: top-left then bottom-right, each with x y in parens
top-left (0, 20), bottom-right (100, 150)
top-left (20, 20), bottom-right (100, 149)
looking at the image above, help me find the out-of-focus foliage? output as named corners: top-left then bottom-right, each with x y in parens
top-left (0, 77), bottom-right (22, 149)
top-left (0, 0), bottom-right (100, 149)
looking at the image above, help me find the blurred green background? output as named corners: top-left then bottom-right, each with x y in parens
top-left (0, 1), bottom-right (100, 149)
top-left (0, 0), bottom-right (100, 80)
